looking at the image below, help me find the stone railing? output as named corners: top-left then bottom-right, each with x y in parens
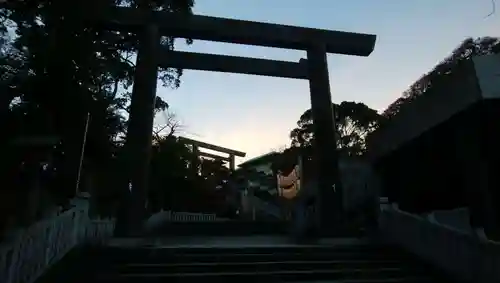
top-left (249, 195), bottom-right (282, 219)
top-left (427, 207), bottom-right (473, 233)
top-left (378, 204), bottom-right (500, 283)
top-left (0, 199), bottom-right (115, 283)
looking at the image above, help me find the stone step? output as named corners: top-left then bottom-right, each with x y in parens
top-left (148, 221), bottom-right (288, 236)
top-left (109, 259), bottom-right (417, 274)
top-left (95, 268), bottom-right (437, 283)
top-left (95, 245), bottom-right (411, 264)
top-left (280, 279), bottom-right (445, 283)
top-left (107, 235), bottom-right (371, 248)
top-left (148, 221), bottom-right (364, 237)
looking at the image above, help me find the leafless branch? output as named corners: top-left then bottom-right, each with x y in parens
top-left (152, 110), bottom-right (184, 141)
top-left (119, 51), bottom-right (136, 67)
top-left (485, 0), bottom-right (496, 18)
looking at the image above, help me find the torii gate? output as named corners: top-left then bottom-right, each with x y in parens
top-left (85, 6), bottom-right (376, 236)
top-left (178, 137), bottom-right (246, 171)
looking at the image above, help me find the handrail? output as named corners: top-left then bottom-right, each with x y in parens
top-left (0, 199), bottom-right (115, 283)
top-left (249, 195), bottom-right (282, 219)
top-left (379, 204), bottom-right (500, 283)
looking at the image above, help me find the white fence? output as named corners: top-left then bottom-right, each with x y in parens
top-left (0, 199), bottom-right (115, 283)
top-left (378, 203), bottom-right (500, 283)
top-left (145, 210), bottom-right (228, 232)
top-left (148, 210), bottom-right (225, 223)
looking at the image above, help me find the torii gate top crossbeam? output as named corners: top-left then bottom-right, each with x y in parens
top-left (89, 7), bottom-right (376, 56)
top-left (179, 137), bottom-right (246, 157)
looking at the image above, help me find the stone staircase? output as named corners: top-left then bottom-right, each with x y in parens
top-left (35, 238), bottom-right (455, 283)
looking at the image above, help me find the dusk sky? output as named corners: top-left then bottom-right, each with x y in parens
top-left (155, 0), bottom-right (500, 164)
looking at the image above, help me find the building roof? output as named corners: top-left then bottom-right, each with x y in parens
top-left (238, 151), bottom-right (279, 168)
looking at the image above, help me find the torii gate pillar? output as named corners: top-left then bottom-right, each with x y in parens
top-left (118, 24), bottom-right (160, 236)
top-left (307, 44), bottom-right (343, 235)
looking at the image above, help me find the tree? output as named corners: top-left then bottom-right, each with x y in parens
top-left (148, 124), bottom-right (238, 216)
top-left (383, 37), bottom-right (500, 118)
top-left (2, 0), bottom-right (194, 176)
top-left (148, 135), bottom-right (191, 211)
top-left (153, 110), bottom-right (183, 141)
top-left (0, 0), bottom-right (196, 234)
top-left (290, 101), bottom-right (384, 157)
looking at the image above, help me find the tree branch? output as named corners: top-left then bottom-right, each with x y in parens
top-left (485, 0), bottom-right (496, 18)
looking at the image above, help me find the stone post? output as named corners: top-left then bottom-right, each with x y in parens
top-left (229, 154), bottom-right (235, 171)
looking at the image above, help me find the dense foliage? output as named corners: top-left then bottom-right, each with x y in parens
top-left (383, 37), bottom-right (500, 118)
top-left (289, 101), bottom-right (384, 157)
top-left (0, 0), bottom-right (235, 237)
